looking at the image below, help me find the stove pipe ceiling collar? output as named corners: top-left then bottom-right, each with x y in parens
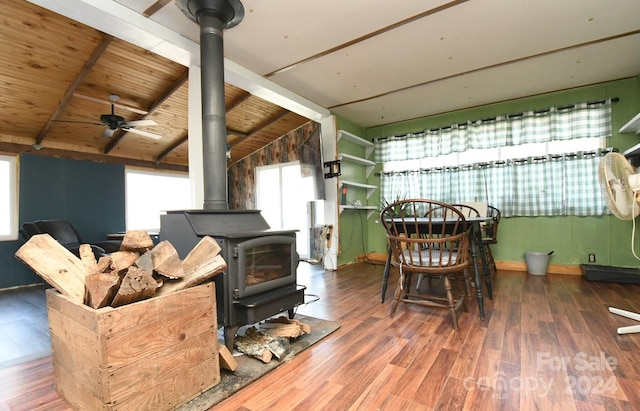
top-left (176, 0), bottom-right (244, 210)
top-left (176, 0), bottom-right (244, 28)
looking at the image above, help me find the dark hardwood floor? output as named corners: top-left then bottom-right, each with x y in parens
top-left (0, 284), bottom-right (51, 368)
top-left (1, 262), bottom-right (640, 410)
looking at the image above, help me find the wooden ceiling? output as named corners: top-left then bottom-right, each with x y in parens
top-left (0, 0), bottom-right (311, 171)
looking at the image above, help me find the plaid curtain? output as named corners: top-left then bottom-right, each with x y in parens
top-left (376, 101), bottom-right (612, 217)
top-left (375, 101), bottom-right (611, 162)
top-left (380, 152), bottom-right (610, 217)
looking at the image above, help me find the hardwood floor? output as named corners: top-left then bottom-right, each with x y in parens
top-left (1, 262), bottom-right (640, 410)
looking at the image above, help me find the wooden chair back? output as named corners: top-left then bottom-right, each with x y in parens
top-left (381, 199), bottom-right (470, 274)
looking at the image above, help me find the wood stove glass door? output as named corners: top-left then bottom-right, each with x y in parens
top-left (236, 235), bottom-right (297, 298)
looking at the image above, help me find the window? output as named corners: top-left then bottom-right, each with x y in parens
top-left (125, 168), bottom-right (191, 231)
top-left (376, 100), bottom-right (612, 217)
top-left (383, 137), bottom-right (604, 173)
top-left (0, 155), bottom-right (18, 241)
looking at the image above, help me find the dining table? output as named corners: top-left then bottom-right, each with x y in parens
top-left (380, 215), bottom-right (493, 320)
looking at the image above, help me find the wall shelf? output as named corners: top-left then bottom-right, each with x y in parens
top-left (620, 112), bottom-right (640, 134)
top-left (337, 129), bottom-right (374, 158)
top-left (337, 129), bottom-right (377, 219)
top-left (621, 113), bottom-right (640, 158)
top-left (338, 153), bottom-right (376, 177)
top-left (339, 204), bottom-right (378, 218)
top-left (340, 180), bottom-right (377, 199)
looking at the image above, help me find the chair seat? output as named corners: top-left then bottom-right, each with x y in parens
top-left (402, 248), bottom-right (460, 267)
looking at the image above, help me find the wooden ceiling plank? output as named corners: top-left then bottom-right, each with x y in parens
top-left (156, 134), bottom-right (188, 162)
top-left (226, 92), bottom-right (253, 112)
top-left (73, 93), bottom-right (148, 115)
top-left (229, 109), bottom-right (290, 148)
top-left (104, 69), bottom-right (189, 154)
top-left (35, 33), bottom-right (114, 146)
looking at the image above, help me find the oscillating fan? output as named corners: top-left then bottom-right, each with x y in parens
top-left (597, 152), bottom-right (640, 334)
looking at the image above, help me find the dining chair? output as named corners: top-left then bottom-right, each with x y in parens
top-left (482, 205), bottom-right (501, 278)
top-left (381, 199), bottom-right (471, 330)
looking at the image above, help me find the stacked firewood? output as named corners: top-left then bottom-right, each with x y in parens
top-left (235, 316), bottom-right (311, 363)
top-left (15, 231), bottom-right (226, 308)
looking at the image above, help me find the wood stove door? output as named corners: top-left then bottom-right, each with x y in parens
top-left (234, 235), bottom-right (298, 299)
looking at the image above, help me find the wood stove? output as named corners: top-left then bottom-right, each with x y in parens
top-left (169, 0), bottom-right (307, 350)
top-left (160, 209), bottom-right (305, 350)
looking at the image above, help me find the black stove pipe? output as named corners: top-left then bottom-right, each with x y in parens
top-left (199, 12), bottom-right (229, 210)
top-left (176, 0), bottom-right (244, 210)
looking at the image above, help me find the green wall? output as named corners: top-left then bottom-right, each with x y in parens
top-left (0, 154), bottom-right (126, 288)
top-left (359, 77), bottom-right (640, 268)
top-left (335, 117), bottom-right (369, 266)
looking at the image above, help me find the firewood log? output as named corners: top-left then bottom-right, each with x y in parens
top-left (156, 236), bottom-right (226, 296)
top-left (97, 255), bottom-right (112, 273)
top-left (149, 240), bottom-right (184, 279)
top-left (110, 251), bottom-right (139, 274)
top-left (218, 343), bottom-right (238, 371)
top-left (119, 230), bottom-right (154, 252)
top-left (78, 244), bottom-right (98, 275)
top-left (84, 272), bottom-right (120, 308)
top-left (15, 234), bottom-right (86, 304)
top-left (111, 266), bottom-right (158, 307)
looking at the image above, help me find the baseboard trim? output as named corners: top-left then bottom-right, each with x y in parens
top-left (497, 261), bottom-right (582, 275)
top-left (355, 253), bottom-right (582, 275)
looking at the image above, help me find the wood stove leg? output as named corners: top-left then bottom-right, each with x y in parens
top-left (224, 325), bottom-right (240, 352)
top-left (288, 308), bottom-right (295, 319)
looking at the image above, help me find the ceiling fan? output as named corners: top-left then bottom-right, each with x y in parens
top-left (98, 95), bottom-right (161, 139)
top-left (58, 94), bottom-right (162, 140)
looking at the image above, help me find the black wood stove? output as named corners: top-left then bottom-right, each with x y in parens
top-left (160, 209), bottom-right (305, 350)
top-left (168, 0), bottom-right (306, 350)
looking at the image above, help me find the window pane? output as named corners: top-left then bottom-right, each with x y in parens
top-left (256, 166), bottom-right (282, 228)
top-left (125, 169), bottom-right (191, 231)
top-left (256, 162), bottom-right (311, 258)
top-left (0, 155), bottom-right (17, 240)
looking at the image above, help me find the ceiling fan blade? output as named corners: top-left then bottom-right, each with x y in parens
top-left (102, 128), bottom-right (115, 138)
top-left (124, 127), bottom-right (163, 140)
top-left (125, 119), bottom-right (158, 127)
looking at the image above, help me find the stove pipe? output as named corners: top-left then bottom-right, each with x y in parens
top-left (176, 0), bottom-right (245, 210)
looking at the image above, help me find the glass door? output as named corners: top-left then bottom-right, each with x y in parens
top-left (256, 162), bottom-right (314, 258)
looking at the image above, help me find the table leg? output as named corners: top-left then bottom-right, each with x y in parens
top-left (381, 245), bottom-right (392, 303)
top-left (469, 223), bottom-right (485, 320)
top-left (474, 224), bottom-right (493, 300)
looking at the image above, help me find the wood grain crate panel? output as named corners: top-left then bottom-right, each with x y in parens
top-left (47, 282), bottom-right (219, 410)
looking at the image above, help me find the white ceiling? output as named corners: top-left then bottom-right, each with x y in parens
top-left (35, 0), bottom-right (640, 128)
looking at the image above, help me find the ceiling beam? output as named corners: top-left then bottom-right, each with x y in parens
top-left (226, 128), bottom-right (248, 138)
top-left (104, 69), bottom-right (189, 154)
top-left (226, 92), bottom-right (252, 112)
top-left (229, 109), bottom-right (290, 148)
top-left (34, 33), bottom-right (113, 146)
top-left (27, 0), bottom-right (330, 122)
top-left (156, 134), bottom-right (188, 162)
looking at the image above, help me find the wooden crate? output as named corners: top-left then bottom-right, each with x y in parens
top-left (46, 282), bottom-right (220, 410)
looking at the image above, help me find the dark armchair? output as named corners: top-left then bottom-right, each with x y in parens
top-left (20, 219), bottom-right (122, 259)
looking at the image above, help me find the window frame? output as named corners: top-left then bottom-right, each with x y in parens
top-left (0, 154), bottom-right (18, 241)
